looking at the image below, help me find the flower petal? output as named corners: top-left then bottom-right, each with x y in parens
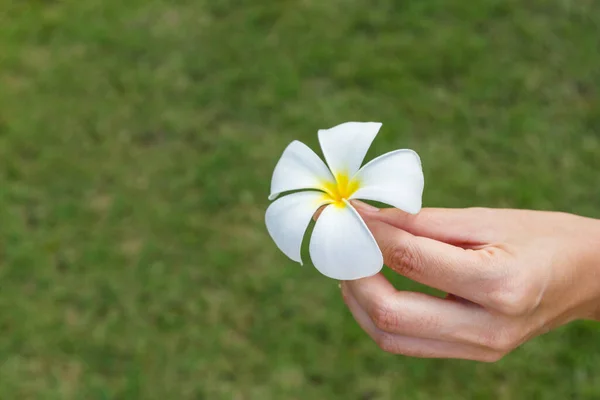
top-left (350, 149), bottom-right (424, 214)
top-left (309, 201), bottom-right (383, 280)
top-left (269, 141), bottom-right (335, 201)
top-left (318, 122), bottom-right (382, 177)
top-left (265, 191), bottom-right (332, 264)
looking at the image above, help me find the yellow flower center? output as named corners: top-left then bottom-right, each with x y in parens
top-left (321, 172), bottom-right (361, 207)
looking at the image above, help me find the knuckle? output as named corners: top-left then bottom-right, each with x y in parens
top-left (489, 288), bottom-right (536, 316)
top-left (369, 298), bottom-right (438, 335)
top-left (388, 242), bottom-right (422, 277)
top-left (486, 275), bottom-right (540, 317)
top-left (375, 334), bottom-right (431, 357)
top-left (370, 301), bottom-right (398, 332)
top-left (477, 326), bottom-right (521, 352)
top-left (375, 333), bottom-right (398, 354)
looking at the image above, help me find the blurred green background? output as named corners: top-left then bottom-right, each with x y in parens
top-left (1, 0), bottom-right (600, 398)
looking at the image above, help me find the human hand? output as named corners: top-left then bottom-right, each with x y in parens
top-left (341, 203), bottom-right (600, 361)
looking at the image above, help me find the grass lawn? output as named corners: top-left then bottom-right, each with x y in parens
top-left (1, 0), bottom-right (600, 398)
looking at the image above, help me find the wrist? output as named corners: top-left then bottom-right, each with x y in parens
top-left (582, 217), bottom-right (600, 321)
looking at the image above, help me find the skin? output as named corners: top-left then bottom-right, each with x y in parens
top-left (339, 201), bottom-right (600, 362)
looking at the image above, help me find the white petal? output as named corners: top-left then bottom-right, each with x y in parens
top-left (265, 191), bottom-right (332, 264)
top-left (350, 149), bottom-right (424, 214)
top-left (309, 201), bottom-right (383, 280)
top-left (318, 122), bottom-right (382, 177)
top-left (269, 141), bottom-right (335, 201)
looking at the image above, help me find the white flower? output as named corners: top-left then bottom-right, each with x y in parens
top-left (265, 122), bottom-right (424, 280)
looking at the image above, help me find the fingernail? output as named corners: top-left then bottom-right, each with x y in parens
top-left (352, 200), bottom-right (379, 213)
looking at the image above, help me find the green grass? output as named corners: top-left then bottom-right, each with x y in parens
top-left (1, 0), bottom-right (599, 398)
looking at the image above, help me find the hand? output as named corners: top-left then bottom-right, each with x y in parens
top-left (342, 202), bottom-right (600, 362)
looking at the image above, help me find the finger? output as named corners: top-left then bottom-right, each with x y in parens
top-left (340, 280), bottom-right (501, 362)
top-left (359, 215), bottom-right (503, 306)
top-left (352, 202), bottom-right (499, 247)
top-left (343, 274), bottom-right (506, 347)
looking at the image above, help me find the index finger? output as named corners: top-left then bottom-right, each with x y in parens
top-left (360, 213), bottom-right (502, 308)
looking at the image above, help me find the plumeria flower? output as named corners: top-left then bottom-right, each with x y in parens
top-left (265, 122), bottom-right (424, 280)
